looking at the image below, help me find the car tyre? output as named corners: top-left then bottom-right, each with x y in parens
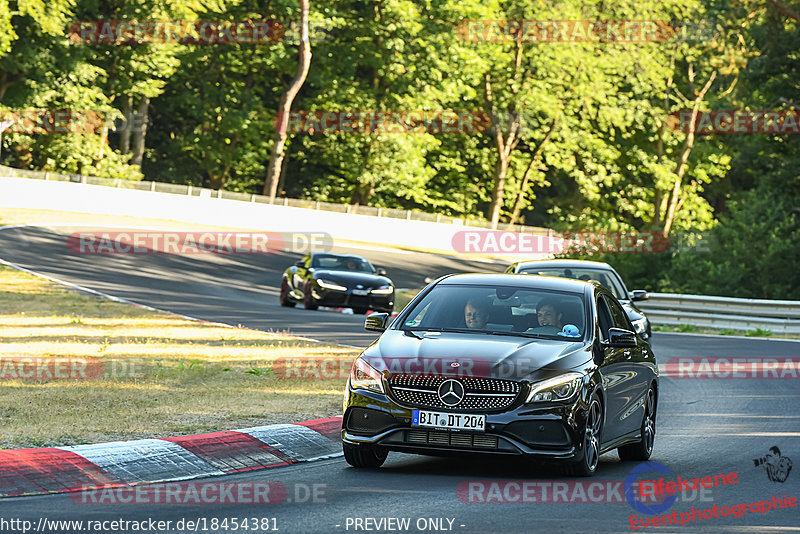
top-left (568, 392), bottom-right (602, 477)
top-left (279, 279), bottom-right (295, 307)
top-left (618, 387), bottom-right (656, 461)
top-left (343, 442), bottom-right (388, 468)
top-left (303, 285), bottom-right (319, 310)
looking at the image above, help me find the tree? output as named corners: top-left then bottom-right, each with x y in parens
top-left (263, 0), bottom-right (311, 200)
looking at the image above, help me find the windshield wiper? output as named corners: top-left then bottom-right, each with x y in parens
top-left (485, 330), bottom-right (553, 339)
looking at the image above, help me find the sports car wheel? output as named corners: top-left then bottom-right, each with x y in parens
top-left (303, 284), bottom-right (319, 310)
top-left (279, 279), bottom-right (295, 307)
top-left (343, 442), bottom-right (388, 468)
top-left (618, 387), bottom-right (656, 461)
top-left (568, 393), bottom-right (602, 477)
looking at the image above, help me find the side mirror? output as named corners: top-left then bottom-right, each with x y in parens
top-left (630, 290), bottom-right (649, 301)
top-left (376, 268), bottom-right (387, 276)
top-left (365, 313), bottom-right (390, 332)
top-left (603, 328), bottom-right (638, 348)
top-left (295, 260), bottom-right (305, 267)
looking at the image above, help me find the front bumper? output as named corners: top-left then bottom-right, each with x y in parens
top-left (313, 287), bottom-right (394, 312)
top-left (342, 383), bottom-right (588, 460)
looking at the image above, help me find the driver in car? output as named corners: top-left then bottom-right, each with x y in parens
top-left (464, 298), bottom-right (490, 330)
top-left (527, 297), bottom-right (564, 334)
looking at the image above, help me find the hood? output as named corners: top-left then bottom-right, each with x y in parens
top-left (362, 329), bottom-right (592, 381)
top-left (312, 270), bottom-right (391, 288)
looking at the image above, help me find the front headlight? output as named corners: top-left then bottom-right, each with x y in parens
top-left (526, 372), bottom-right (586, 403)
top-left (370, 285), bottom-right (393, 295)
top-left (632, 318), bottom-right (647, 335)
top-left (317, 279), bottom-right (347, 291)
top-left (349, 357), bottom-right (385, 394)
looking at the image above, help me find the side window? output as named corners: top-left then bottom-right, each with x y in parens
top-left (596, 296), bottom-right (613, 340)
top-left (604, 295), bottom-right (632, 330)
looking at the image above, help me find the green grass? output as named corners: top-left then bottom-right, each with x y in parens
top-left (0, 264), bottom-right (358, 449)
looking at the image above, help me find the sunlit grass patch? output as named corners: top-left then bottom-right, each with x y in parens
top-left (0, 264), bottom-right (358, 449)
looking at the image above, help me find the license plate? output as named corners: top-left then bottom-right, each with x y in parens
top-left (412, 410), bottom-right (485, 431)
top-left (351, 289), bottom-right (369, 296)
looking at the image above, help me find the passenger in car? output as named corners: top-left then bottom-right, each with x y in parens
top-left (464, 297), bottom-right (490, 330)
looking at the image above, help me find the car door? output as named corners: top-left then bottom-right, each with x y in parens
top-left (596, 294), bottom-right (628, 441)
top-left (601, 294), bottom-right (649, 437)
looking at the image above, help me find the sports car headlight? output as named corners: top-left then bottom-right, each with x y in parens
top-left (632, 318), bottom-right (647, 335)
top-left (526, 372), bottom-right (586, 403)
top-left (370, 285), bottom-right (393, 295)
top-left (317, 279), bottom-right (347, 291)
top-left (349, 357), bottom-right (385, 394)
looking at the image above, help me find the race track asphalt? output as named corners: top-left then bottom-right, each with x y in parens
top-left (1, 224), bottom-right (798, 533)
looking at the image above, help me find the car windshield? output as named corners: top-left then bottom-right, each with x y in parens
top-left (400, 284), bottom-right (587, 340)
top-left (312, 254), bottom-right (374, 273)
top-left (519, 267), bottom-right (627, 300)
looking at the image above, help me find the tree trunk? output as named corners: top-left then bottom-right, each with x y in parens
top-left (485, 73), bottom-right (521, 228)
top-left (663, 69), bottom-right (716, 235)
top-left (131, 97), bottom-right (149, 167)
top-left (263, 0), bottom-right (312, 200)
top-left (94, 123), bottom-right (109, 169)
top-left (120, 95), bottom-right (133, 155)
top-left (510, 117), bottom-right (558, 224)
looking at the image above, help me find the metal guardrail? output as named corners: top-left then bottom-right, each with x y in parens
top-left (637, 293), bottom-right (800, 334)
top-left (0, 165), bottom-right (550, 235)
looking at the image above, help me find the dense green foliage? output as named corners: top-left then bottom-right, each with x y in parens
top-left (0, 0), bottom-right (797, 297)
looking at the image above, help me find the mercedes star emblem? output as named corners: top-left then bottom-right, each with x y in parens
top-left (437, 379), bottom-right (465, 406)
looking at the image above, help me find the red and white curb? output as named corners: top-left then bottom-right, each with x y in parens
top-left (0, 417), bottom-right (341, 498)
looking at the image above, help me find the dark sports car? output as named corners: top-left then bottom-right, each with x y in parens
top-left (341, 273), bottom-right (658, 476)
top-left (280, 252), bottom-right (394, 314)
top-left (505, 259), bottom-right (652, 339)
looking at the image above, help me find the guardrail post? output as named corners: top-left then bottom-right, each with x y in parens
top-left (407, 210), bottom-right (412, 220)
top-left (250, 194), bottom-right (255, 202)
top-left (436, 214), bottom-right (441, 223)
top-left (346, 205), bottom-right (351, 214)
top-left (187, 185), bottom-right (192, 195)
top-left (44, 172), bottom-right (49, 180)
top-left (150, 181), bottom-right (155, 192)
top-left (81, 175), bottom-right (87, 184)
top-left (377, 208), bottom-right (382, 217)
top-left (217, 189), bottom-right (222, 199)
top-left (283, 197), bottom-right (288, 206)
top-left (315, 201), bottom-right (320, 210)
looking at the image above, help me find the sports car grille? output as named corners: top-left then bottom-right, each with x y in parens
top-left (387, 375), bottom-right (522, 412)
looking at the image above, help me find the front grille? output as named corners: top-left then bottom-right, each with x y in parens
top-left (387, 375), bottom-right (522, 413)
top-left (405, 430), bottom-right (498, 449)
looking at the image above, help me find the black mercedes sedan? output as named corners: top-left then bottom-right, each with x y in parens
top-left (341, 273), bottom-right (658, 476)
top-left (280, 252), bottom-right (394, 314)
top-left (505, 259), bottom-right (652, 339)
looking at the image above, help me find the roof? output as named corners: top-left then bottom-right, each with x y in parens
top-left (513, 259), bottom-right (613, 270)
top-left (438, 273), bottom-right (591, 294)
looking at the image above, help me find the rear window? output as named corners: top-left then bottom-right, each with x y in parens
top-left (519, 267), bottom-right (627, 300)
top-left (401, 284), bottom-right (587, 340)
